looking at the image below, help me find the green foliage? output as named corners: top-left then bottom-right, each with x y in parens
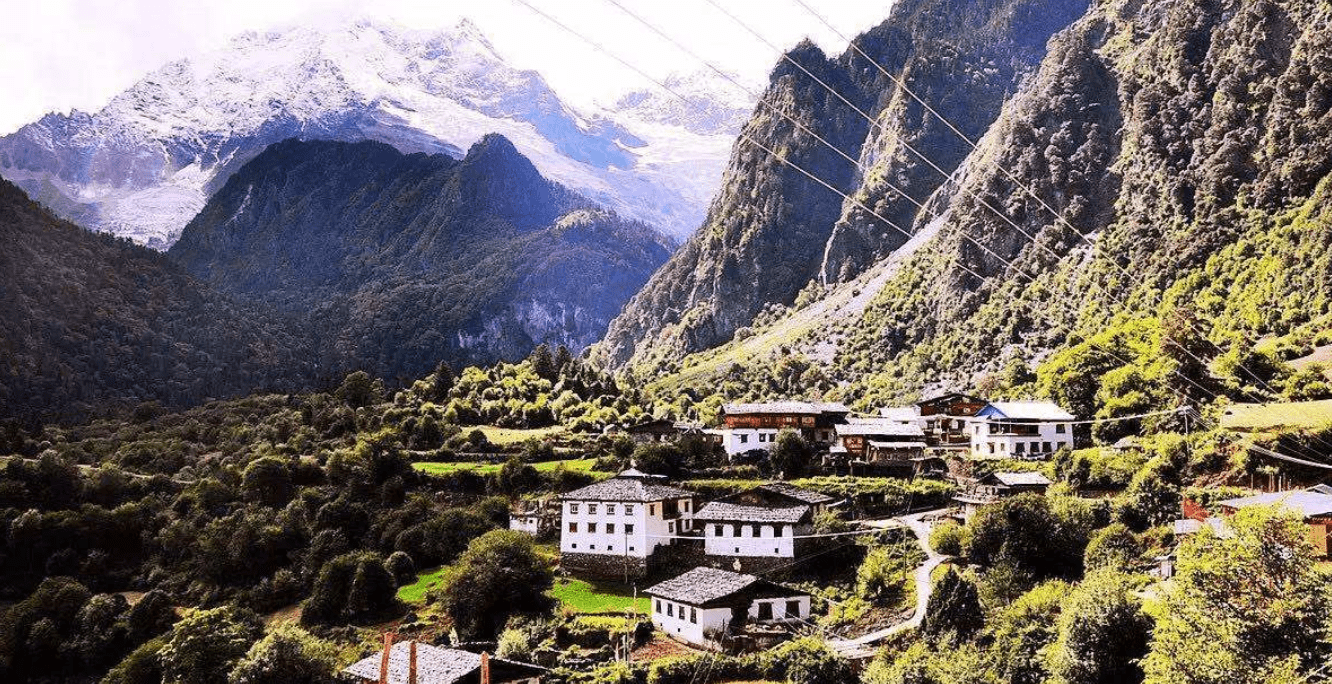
top-left (241, 457), bottom-right (294, 507)
top-left (857, 544), bottom-right (921, 605)
top-left (301, 552), bottom-right (398, 626)
top-left (1046, 570), bottom-right (1150, 684)
top-left (1143, 506), bottom-right (1332, 683)
top-left (433, 530), bottom-right (553, 640)
top-left (227, 624), bottom-right (339, 684)
top-left (988, 580), bottom-right (1071, 684)
top-left (921, 568), bottom-right (984, 643)
top-left (930, 521), bottom-right (965, 556)
top-left (964, 494), bottom-right (1101, 581)
top-left (760, 637), bottom-right (853, 684)
top-left (158, 606), bottom-right (262, 684)
top-left (769, 429), bottom-right (814, 479)
top-left (1082, 523), bottom-right (1141, 573)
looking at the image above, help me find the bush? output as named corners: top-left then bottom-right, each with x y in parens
top-left (433, 531), bottom-right (553, 640)
top-left (157, 606), bottom-right (262, 684)
top-left (921, 569), bottom-right (983, 643)
top-left (227, 624), bottom-right (339, 684)
top-left (930, 521), bottom-right (965, 555)
top-left (301, 552), bottom-right (397, 625)
top-left (857, 546), bottom-right (915, 604)
top-left (761, 637), bottom-right (852, 684)
top-left (386, 551), bottom-right (416, 586)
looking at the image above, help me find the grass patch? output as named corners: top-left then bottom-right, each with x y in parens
top-left (1221, 400), bottom-right (1332, 432)
top-left (412, 458), bottom-right (600, 477)
top-left (396, 566), bottom-right (450, 605)
top-left (550, 577), bottom-right (650, 615)
top-left (477, 425), bottom-right (567, 447)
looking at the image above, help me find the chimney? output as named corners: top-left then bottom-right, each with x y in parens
top-left (379, 633), bottom-right (396, 684)
top-left (481, 651), bottom-right (491, 684)
top-left (408, 641), bottom-right (418, 684)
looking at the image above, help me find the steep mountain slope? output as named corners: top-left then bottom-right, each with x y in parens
top-left (0, 19), bottom-right (745, 247)
top-left (169, 136), bottom-right (671, 379)
top-left (592, 0), bottom-right (1091, 372)
top-left (638, 0), bottom-right (1332, 419)
top-left (0, 179), bottom-right (315, 421)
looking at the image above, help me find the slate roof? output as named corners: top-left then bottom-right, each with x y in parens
top-left (645, 567), bottom-right (806, 606)
top-left (868, 440), bottom-right (928, 449)
top-left (986, 472), bottom-right (1052, 487)
top-left (561, 470), bottom-right (694, 502)
top-left (343, 643), bottom-right (544, 684)
top-left (694, 501), bottom-right (810, 524)
top-left (981, 401), bottom-right (1075, 421)
top-left (757, 482), bottom-right (835, 505)
top-left (1219, 490), bottom-right (1332, 519)
top-left (837, 419), bottom-right (925, 438)
top-left (879, 407), bottom-right (920, 421)
top-left (722, 401), bottom-right (850, 415)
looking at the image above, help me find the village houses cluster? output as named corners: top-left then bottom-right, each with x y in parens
top-left (507, 393), bottom-right (1076, 651)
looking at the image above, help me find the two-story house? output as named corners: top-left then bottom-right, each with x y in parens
top-left (693, 483), bottom-right (835, 571)
top-left (969, 401), bottom-right (1076, 459)
top-left (559, 469), bottom-right (697, 579)
top-left (714, 402), bottom-right (850, 456)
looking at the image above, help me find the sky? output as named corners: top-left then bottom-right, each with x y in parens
top-left (0, 0), bottom-right (893, 135)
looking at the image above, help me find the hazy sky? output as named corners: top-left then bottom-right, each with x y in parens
top-left (0, 0), bottom-right (893, 135)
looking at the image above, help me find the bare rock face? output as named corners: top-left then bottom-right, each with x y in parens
top-left (592, 0), bottom-right (1091, 372)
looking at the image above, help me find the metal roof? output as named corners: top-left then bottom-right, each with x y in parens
top-left (986, 471), bottom-right (1052, 487)
top-left (837, 419), bottom-right (925, 437)
top-left (1219, 490), bottom-right (1332, 519)
top-left (979, 401), bottom-right (1075, 421)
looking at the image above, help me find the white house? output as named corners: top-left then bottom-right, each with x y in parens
top-left (645, 566), bottom-right (812, 649)
top-left (969, 401), bottom-right (1075, 459)
top-left (713, 402), bottom-right (850, 456)
top-left (559, 469), bottom-right (697, 578)
top-left (694, 483), bottom-right (834, 566)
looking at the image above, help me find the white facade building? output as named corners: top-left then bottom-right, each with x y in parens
top-left (559, 469), bottom-right (696, 577)
top-left (969, 401), bottom-right (1075, 459)
top-left (645, 567), bottom-right (811, 649)
top-left (694, 483), bottom-right (834, 561)
top-left (712, 428), bottom-right (782, 456)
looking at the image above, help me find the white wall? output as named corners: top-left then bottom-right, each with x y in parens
top-left (746, 595), bottom-right (811, 623)
top-left (717, 428), bottom-right (780, 456)
top-left (509, 515), bottom-right (541, 536)
top-left (702, 522), bottom-right (796, 558)
top-left (970, 421), bottom-right (1072, 459)
top-left (651, 599), bottom-right (732, 647)
top-left (560, 497), bottom-right (694, 558)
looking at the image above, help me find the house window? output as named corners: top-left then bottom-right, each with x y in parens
top-left (739, 434), bottom-right (748, 444)
top-left (607, 523), bottom-right (615, 534)
top-left (775, 526), bottom-right (783, 537)
top-left (682, 500), bottom-right (690, 512)
top-left (626, 524), bottom-right (634, 535)
top-left (1031, 442), bottom-right (1040, 453)
top-left (590, 544), bottom-right (596, 550)
top-left (668, 522), bottom-right (675, 534)
top-left (656, 599), bottom-right (661, 613)
top-left (714, 524), bottom-right (723, 536)
top-left (667, 603), bottom-right (674, 617)
top-left (629, 546), bottom-right (635, 551)
top-left (589, 523), bottom-right (597, 533)
top-left (589, 504), bottom-right (599, 515)
top-left (787, 600), bottom-right (800, 618)
top-left (569, 523), bottom-right (578, 533)
top-left (607, 504), bottom-right (616, 515)
top-left (735, 547), bottom-right (740, 553)
top-left (571, 543), bottom-right (577, 548)
top-left (1043, 442), bottom-right (1052, 453)
top-left (625, 504), bottom-right (635, 515)
top-left (988, 443), bottom-right (995, 454)
top-left (752, 524), bottom-right (761, 537)
top-left (650, 505), bottom-right (656, 515)
top-left (690, 607), bottom-right (697, 623)
top-left (1000, 443), bottom-right (1006, 452)
top-left (1015, 442), bottom-right (1025, 454)
top-left (758, 602), bottom-right (773, 620)
top-left (570, 503), bottom-right (580, 514)
top-left (1056, 423), bottom-right (1067, 433)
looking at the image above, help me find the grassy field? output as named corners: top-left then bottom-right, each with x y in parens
top-left (1221, 400), bottom-right (1332, 432)
top-left (550, 577), bottom-right (650, 615)
top-left (476, 425), bottom-right (568, 447)
top-left (412, 458), bottom-right (601, 477)
top-left (397, 566), bottom-right (450, 604)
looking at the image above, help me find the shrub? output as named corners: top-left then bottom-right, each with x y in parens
top-left (930, 521), bottom-right (965, 555)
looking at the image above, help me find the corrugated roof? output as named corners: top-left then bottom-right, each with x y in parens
top-left (981, 401), bottom-right (1075, 421)
top-left (1219, 490), bottom-right (1332, 519)
top-left (722, 401), bottom-right (850, 415)
top-left (695, 502), bottom-right (810, 523)
top-left (343, 643), bottom-right (543, 684)
top-left (561, 472), bottom-right (695, 502)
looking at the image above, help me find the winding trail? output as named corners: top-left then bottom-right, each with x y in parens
top-left (829, 509), bottom-right (950, 659)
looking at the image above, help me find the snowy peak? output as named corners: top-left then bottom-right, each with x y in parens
top-left (609, 68), bottom-right (759, 135)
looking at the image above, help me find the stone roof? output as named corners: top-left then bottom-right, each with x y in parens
top-left (987, 472), bottom-right (1052, 487)
top-left (981, 401), bottom-right (1075, 421)
top-left (868, 440), bottom-right (928, 449)
top-left (694, 501), bottom-right (810, 524)
top-left (757, 482), bottom-right (835, 505)
top-left (1219, 490), bottom-right (1332, 519)
top-left (721, 401), bottom-right (850, 415)
top-left (878, 407), bottom-right (920, 421)
top-left (343, 643), bottom-right (543, 684)
top-left (645, 567), bottom-right (806, 606)
top-left (561, 471), bottom-right (694, 502)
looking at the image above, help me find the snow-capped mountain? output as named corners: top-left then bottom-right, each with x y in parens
top-left (609, 68), bottom-right (759, 136)
top-left (0, 19), bottom-right (750, 248)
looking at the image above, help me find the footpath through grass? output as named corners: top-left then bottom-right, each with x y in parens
top-left (550, 577), bottom-right (650, 615)
top-left (412, 458), bottom-right (601, 477)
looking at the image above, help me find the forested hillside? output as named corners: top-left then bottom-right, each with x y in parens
top-left (615, 0), bottom-right (1332, 424)
top-left (592, 0), bottom-right (1092, 371)
top-left (0, 179), bottom-right (315, 422)
top-left (171, 136), bottom-right (671, 384)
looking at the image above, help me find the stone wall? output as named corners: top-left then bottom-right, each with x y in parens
top-left (561, 552), bottom-right (649, 580)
